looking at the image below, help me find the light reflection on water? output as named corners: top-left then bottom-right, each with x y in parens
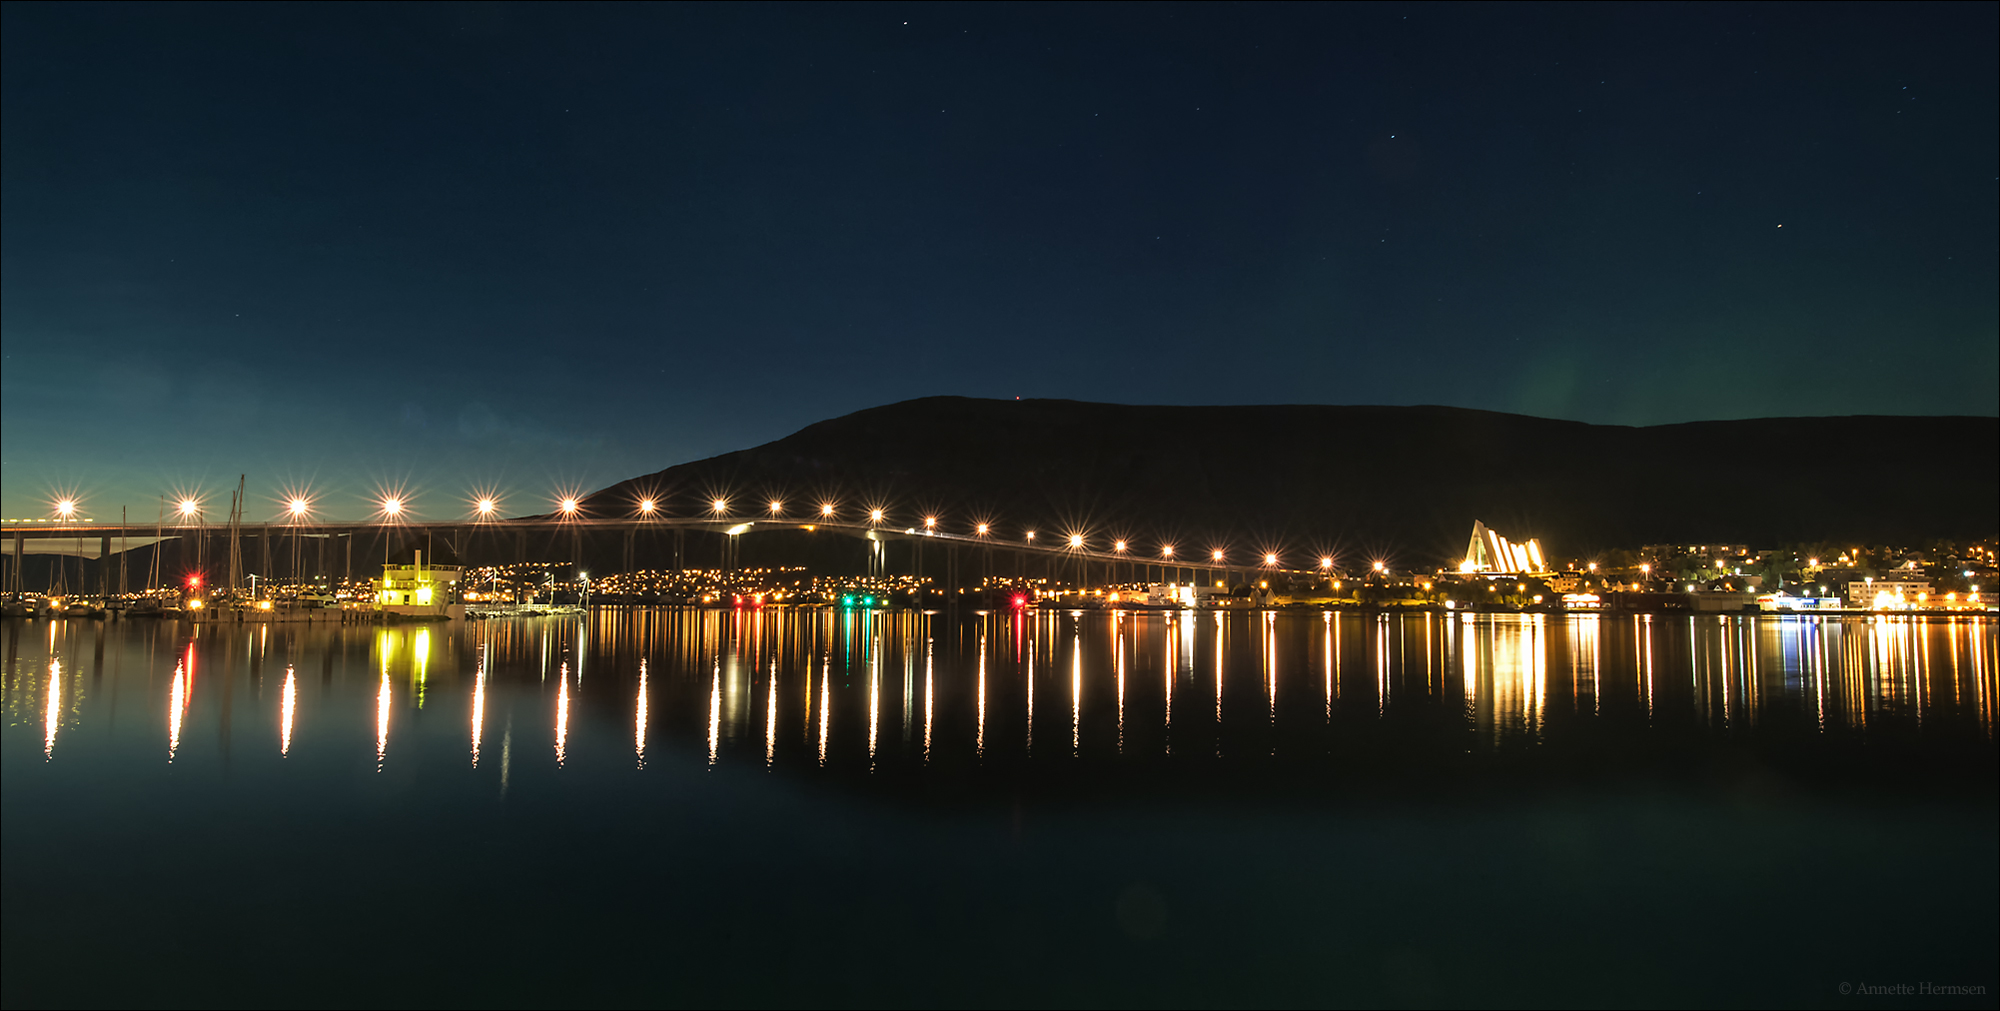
top-left (2, 611), bottom-right (1995, 778)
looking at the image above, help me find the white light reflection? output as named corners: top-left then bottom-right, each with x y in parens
top-left (472, 645), bottom-right (487, 767)
top-left (868, 626), bottom-right (882, 768)
top-left (376, 671), bottom-right (392, 769)
top-left (44, 658), bottom-right (62, 760)
top-left (281, 666), bottom-right (296, 757)
top-left (1115, 614), bottom-right (1128, 752)
top-left (168, 661), bottom-right (186, 762)
top-left (637, 659), bottom-right (650, 769)
top-left (555, 661), bottom-right (571, 767)
top-left (708, 661), bottom-right (722, 766)
top-left (1071, 626), bottom-right (1082, 756)
top-left (765, 658), bottom-right (778, 767)
top-left (817, 653), bottom-right (830, 766)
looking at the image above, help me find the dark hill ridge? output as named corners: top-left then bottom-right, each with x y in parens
top-left (583, 398), bottom-right (1998, 565)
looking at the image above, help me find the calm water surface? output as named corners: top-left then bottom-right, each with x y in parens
top-left (6, 610), bottom-right (1996, 1008)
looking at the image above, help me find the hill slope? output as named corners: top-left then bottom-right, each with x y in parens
top-left (582, 398), bottom-right (1998, 565)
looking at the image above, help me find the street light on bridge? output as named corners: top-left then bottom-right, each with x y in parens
top-left (820, 502), bottom-right (836, 519)
top-left (712, 498), bottom-right (729, 517)
top-left (1264, 552), bottom-right (1278, 567)
top-left (288, 497), bottom-right (311, 520)
top-left (381, 497), bottom-right (404, 518)
top-left (1212, 549), bottom-right (1225, 562)
top-left (769, 500), bottom-right (784, 517)
top-left (55, 499), bottom-right (78, 521)
top-left (638, 498), bottom-right (656, 516)
top-left (560, 497), bottom-right (580, 517)
top-left (869, 508), bottom-right (884, 525)
top-left (476, 497), bottom-right (498, 519)
top-left (1320, 556), bottom-right (1334, 571)
top-left (1069, 534), bottom-right (1084, 549)
top-left (924, 516), bottom-right (937, 533)
top-left (179, 498), bottom-right (201, 520)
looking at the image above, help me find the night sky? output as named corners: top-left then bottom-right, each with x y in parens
top-left (4, 3), bottom-right (1994, 521)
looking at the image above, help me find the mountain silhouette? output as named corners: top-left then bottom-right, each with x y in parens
top-left (581, 397), bottom-right (1997, 565)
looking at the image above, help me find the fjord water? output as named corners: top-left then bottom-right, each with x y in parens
top-left (6, 611), bottom-right (1995, 1008)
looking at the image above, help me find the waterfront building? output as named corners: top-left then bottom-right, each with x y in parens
top-left (373, 551), bottom-right (464, 619)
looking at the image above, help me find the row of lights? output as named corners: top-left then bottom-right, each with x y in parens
top-left (42, 493), bottom-right (1397, 572)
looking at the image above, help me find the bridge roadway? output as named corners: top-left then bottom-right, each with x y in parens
top-left (3, 515), bottom-right (1302, 595)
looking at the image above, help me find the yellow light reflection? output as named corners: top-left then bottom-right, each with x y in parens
top-left (976, 628), bottom-right (988, 758)
top-left (281, 666), bottom-right (297, 757)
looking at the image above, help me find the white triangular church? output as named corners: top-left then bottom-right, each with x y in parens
top-left (1463, 521), bottom-right (1546, 574)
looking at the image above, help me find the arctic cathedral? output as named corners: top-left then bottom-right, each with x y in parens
top-left (1462, 521), bottom-right (1547, 574)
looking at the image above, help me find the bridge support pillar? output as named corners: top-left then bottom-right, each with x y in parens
top-left (100, 536), bottom-right (112, 598)
top-left (622, 528), bottom-right (636, 574)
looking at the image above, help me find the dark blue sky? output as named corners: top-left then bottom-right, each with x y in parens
top-left (4, 2), bottom-right (1995, 521)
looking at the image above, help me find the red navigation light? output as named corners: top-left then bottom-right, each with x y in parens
top-left (1012, 595), bottom-right (1027, 608)
top-left (186, 575), bottom-right (203, 589)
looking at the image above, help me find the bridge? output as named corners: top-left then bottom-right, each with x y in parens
top-left (3, 510), bottom-right (1323, 600)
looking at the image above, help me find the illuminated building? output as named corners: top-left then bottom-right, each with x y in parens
top-left (373, 551), bottom-right (464, 619)
top-left (1462, 521), bottom-right (1547, 574)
